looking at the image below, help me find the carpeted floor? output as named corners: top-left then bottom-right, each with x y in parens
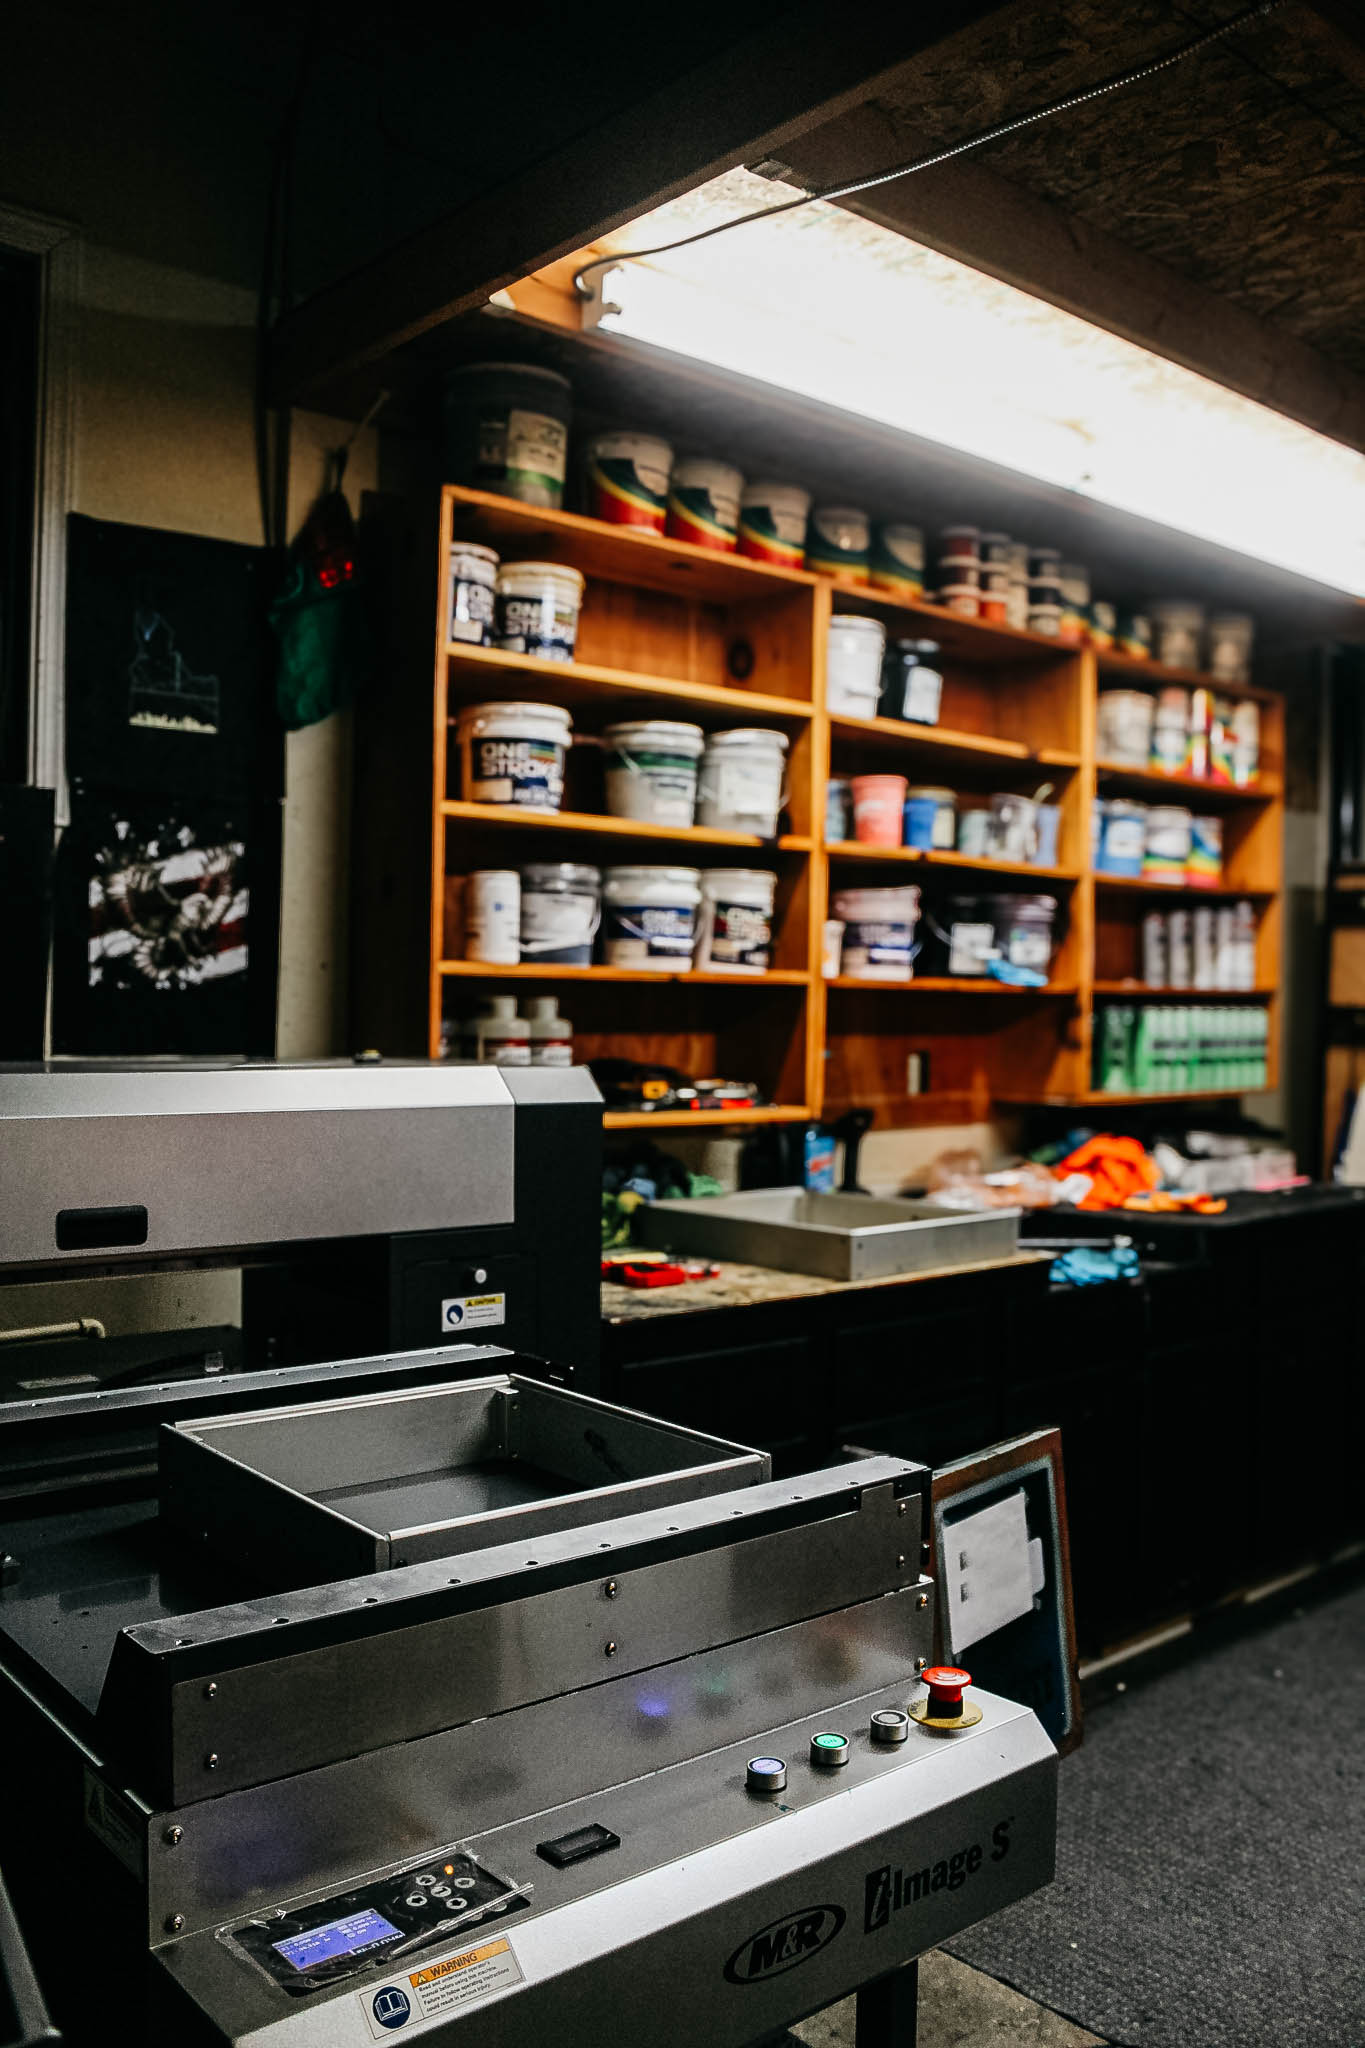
top-left (946, 1573), bottom-right (1365, 2048)
top-left (793, 1950), bottom-right (1107, 2046)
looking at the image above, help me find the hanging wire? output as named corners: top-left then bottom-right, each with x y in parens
top-left (573, 0), bottom-right (1284, 301)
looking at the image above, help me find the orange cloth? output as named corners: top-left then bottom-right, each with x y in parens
top-left (1057, 1134), bottom-right (1161, 1211)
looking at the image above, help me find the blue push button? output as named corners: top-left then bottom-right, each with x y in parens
top-left (746, 1756), bottom-right (788, 1794)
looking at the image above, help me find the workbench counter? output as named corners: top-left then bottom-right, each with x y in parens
top-left (601, 1249), bottom-right (1049, 1322)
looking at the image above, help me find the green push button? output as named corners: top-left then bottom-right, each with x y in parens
top-left (810, 1731), bottom-right (850, 1768)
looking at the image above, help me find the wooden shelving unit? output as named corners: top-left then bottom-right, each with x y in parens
top-left (424, 485), bottom-right (1285, 1129)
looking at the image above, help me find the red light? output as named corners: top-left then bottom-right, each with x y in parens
top-left (317, 551), bottom-right (356, 591)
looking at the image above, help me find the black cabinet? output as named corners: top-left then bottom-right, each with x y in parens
top-left (604, 1191), bottom-right (1365, 1658)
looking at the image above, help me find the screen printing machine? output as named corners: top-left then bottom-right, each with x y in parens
top-left (0, 1063), bottom-right (1057, 2047)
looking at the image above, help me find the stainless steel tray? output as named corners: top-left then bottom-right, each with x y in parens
top-left (638, 1187), bottom-right (1019, 1280)
top-left (160, 1372), bottom-right (768, 1589)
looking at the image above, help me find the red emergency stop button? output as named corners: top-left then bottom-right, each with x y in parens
top-left (923, 1666), bottom-right (971, 1713)
top-left (910, 1664), bottom-right (982, 1732)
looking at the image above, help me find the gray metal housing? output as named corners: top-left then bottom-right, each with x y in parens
top-left (0, 1386), bottom-right (1056, 2046)
top-left (0, 1061), bottom-right (598, 1268)
top-left (639, 1186), bottom-right (1020, 1280)
top-left (160, 1373), bottom-right (769, 1585)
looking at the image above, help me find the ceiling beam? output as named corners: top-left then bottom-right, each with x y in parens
top-left (1298, 1), bottom-right (1365, 94)
top-left (780, 99), bottom-right (1365, 453)
top-left (268, 5), bottom-right (1006, 407)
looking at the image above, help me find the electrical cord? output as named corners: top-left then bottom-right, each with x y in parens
top-left (572, 0), bottom-right (1285, 301)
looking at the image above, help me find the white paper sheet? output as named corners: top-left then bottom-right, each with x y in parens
top-left (942, 1488), bottom-right (1036, 1654)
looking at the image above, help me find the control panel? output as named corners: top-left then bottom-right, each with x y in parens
top-left (225, 1849), bottom-right (527, 1997)
top-left (223, 1668), bottom-right (985, 2006)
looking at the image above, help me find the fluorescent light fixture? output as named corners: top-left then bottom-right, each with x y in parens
top-left (599, 171), bottom-right (1365, 598)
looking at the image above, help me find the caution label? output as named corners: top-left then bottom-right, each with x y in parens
top-left (440, 1292), bottom-right (506, 1334)
top-left (360, 1935), bottom-right (524, 2036)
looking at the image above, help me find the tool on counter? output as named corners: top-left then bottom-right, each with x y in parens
top-left (589, 1057), bottom-right (763, 1115)
top-left (833, 1107), bottom-right (875, 1194)
top-left (601, 1251), bottom-right (722, 1287)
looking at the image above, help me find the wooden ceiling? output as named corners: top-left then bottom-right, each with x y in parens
top-left (779, 0), bottom-right (1365, 442)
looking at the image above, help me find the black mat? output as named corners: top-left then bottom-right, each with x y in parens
top-left (948, 1574), bottom-right (1365, 2048)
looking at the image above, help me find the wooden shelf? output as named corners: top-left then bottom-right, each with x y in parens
top-left (602, 1105), bottom-right (812, 1129)
top-left (826, 843), bottom-right (1079, 884)
top-left (1077, 1087), bottom-right (1258, 1105)
top-left (1096, 647), bottom-right (1280, 704)
top-left (447, 484), bottom-right (817, 602)
top-left (1095, 875), bottom-right (1274, 901)
top-left (828, 586), bottom-right (1083, 668)
top-left (439, 800), bottom-right (812, 855)
top-left (390, 476), bottom-right (1287, 1120)
top-left (438, 960), bottom-right (809, 986)
top-left (1096, 757), bottom-right (1279, 805)
top-left (827, 977), bottom-right (1078, 995)
top-left (1093, 981), bottom-right (1273, 998)
top-left (444, 641), bottom-right (812, 723)
top-left (828, 712), bottom-right (1080, 773)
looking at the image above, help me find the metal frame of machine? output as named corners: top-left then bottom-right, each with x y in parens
top-left (0, 1358), bottom-right (1057, 2047)
top-left (0, 1067), bottom-right (1057, 2045)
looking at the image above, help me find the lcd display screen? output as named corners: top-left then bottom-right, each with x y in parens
top-left (271, 1908), bottom-right (399, 1972)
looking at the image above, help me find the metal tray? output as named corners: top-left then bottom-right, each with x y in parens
top-left (161, 1372), bottom-right (768, 1589)
top-left (638, 1187), bottom-right (1019, 1281)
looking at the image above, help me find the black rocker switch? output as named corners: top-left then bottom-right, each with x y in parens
top-left (536, 1824), bottom-right (621, 1870)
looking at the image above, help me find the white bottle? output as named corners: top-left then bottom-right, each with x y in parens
top-left (526, 995), bottom-right (573, 1066)
top-left (1234, 899), bottom-right (1258, 990)
top-left (472, 995), bottom-right (531, 1064)
top-left (465, 871), bottom-right (521, 964)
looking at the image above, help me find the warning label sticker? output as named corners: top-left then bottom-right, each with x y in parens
top-left (440, 1292), bottom-right (506, 1334)
top-left (360, 1935), bottom-right (524, 2036)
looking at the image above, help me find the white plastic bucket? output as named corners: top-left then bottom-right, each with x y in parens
top-left (826, 615), bottom-right (885, 717)
top-left (1231, 698), bottom-right (1260, 784)
top-left (806, 505), bottom-right (870, 580)
top-left (696, 729), bottom-right (789, 838)
top-left (870, 523), bottom-right (924, 598)
top-left (584, 430), bottom-right (674, 533)
top-left (519, 862), bottom-right (600, 964)
top-left (695, 868), bottom-right (777, 974)
top-left (832, 885), bottom-right (920, 981)
top-left (667, 457), bottom-right (743, 551)
top-left (1098, 800), bottom-right (1147, 877)
top-left (465, 871), bottom-right (521, 964)
top-left (737, 482), bottom-right (811, 569)
top-left (1143, 805), bottom-right (1192, 882)
top-left (602, 866), bottom-right (701, 970)
top-left (456, 700), bottom-right (573, 810)
top-left (494, 561), bottom-right (585, 661)
top-left (447, 543), bottom-right (499, 646)
top-left (1097, 688), bottom-right (1155, 765)
top-left (603, 720), bottom-right (704, 827)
